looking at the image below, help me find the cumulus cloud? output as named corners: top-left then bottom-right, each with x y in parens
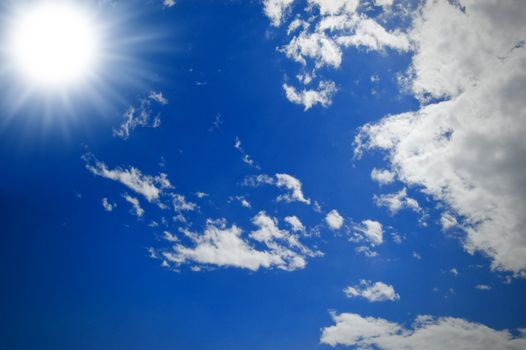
top-left (263, 0), bottom-right (295, 27)
top-left (355, 245), bottom-right (378, 258)
top-left (475, 284), bottom-right (492, 291)
top-left (285, 215), bottom-right (305, 232)
top-left (283, 81), bottom-right (337, 110)
top-left (84, 154), bottom-right (172, 202)
top-left (124, 194), bottom-right (144, 217)
top-left (163, 0), bottom-right (175, 8)
top-left (172, 194), bottom-right (197, 212)
top-left (325, 209), bottom-right (344, 230)
top-left (354, 0), bottom-right (526, 276)
top-left (374, 0), bottom-right (393, 10)
top-left (281, 32), bottom-right (342, 68)
top-left (101, 197), bottom-right (115, 212)
top-left (352, 219), bottom-right (383, 245)
top-left (265, 0), bottom-right (411, 109)
top-left (232, 195), bottom-right (251, 209)
top-left (321, 312), bottom-right (526, 349)
top-left (275, 173), bottom-right (311, 204)
top-left (371, 168), bottom-right (395, 185)
top-left (344, 280), bottom-right (399, 302)
top-left (113, 91), bottom-right (167, 140)
top-left (373, 188), bottom-right (420, 215)
top-left (308, 0), bottom-right (359, 16)
top-left (158, 213), bottom-right (320, 271)
top-left (234, 137), bottom-right (259, 168)
top-left (245, 173), bottom-right (310, 205)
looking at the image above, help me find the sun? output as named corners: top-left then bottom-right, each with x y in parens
top-left (7, 2), bottom-right (99, 87)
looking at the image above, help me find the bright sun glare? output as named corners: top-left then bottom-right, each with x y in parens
top-left (8, 2), bottom-right (98, 87)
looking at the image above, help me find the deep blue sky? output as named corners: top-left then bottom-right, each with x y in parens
top-left (1, 0), bottom-right (525, 349)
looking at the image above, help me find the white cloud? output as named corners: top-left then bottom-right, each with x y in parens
top-left (163, 222), bottom-right (278, 271)
top-left (344, 280), bottom-right (399, 302)
top-left (373, 188), bottom-right (420, 215)
top-left (84, 154), bottom-right (172, 202)
top-left (325, 209), bottom-right (344, 230)
top-left (163, 0), bottom-right (175, 8)
top-left (356, 245), bottom-right (378, 258)
top-left (148, 91), bottom-right (168, 104)
top-left (233, 196), bottom-right (252, 209)
top-left (172, 194), bottom-right (197, 212)
top-left (159, 213), bottom-right (320, 272)
top-left (243, 174), bottom-right (310, 204)
top-left (101, 197), bottom-right (115, 212)
top-left (336, 16), bottom-right (410, 52)
top-left (124, 194), bottom-right (144, 217)
top-left (285, 215), bottom-right (305, 232)
top-left (234, 137), bottom-right (259, 168)
top-left (371, 168), bottom-right (395, 185)
top-left (113, 92), bottom-right (167, 140)
top-left (440, 212), bottom-right (458, 231)
top-left (283, 80), bottom-right (337, 110)
top-left (268, 1), bottom-right (410, 109)
top-left (354, 0), bottom-right (526, 276)
top-left (374, 0), bottom-right (393, 9)
top-left (163, 231), bottom-right (178, 242)
top-left (275, 173), bottom-right (311, 204)
top-left (263, 0), bottom-right (295, 27)
top-left (321, 312), bottom-right (526, 349)
top-left (281, 32), bottom-right (342, 68)
top-left (450, 268), bottom-right (459, 276)
top-left (475, 284), bottom-right (492, 291)
top-left (195, 192), bottom-right (208, 199)
top-left (308, 0), bottom-right (359, 16)
top-left (353, 219), bottom-right (383, 245)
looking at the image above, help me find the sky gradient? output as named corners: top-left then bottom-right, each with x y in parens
top-left (1, 0), bottom-right (526, 349)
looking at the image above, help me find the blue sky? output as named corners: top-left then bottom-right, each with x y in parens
top-left (1, 0), bottom-right (526, 349)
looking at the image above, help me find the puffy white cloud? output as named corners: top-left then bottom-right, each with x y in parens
top-left (283, 80), bottom-right (337, 110)
top-left (232, 195), bottom-right (251, 209)
top-left (325, 209), bottom-right (344, 230)
top-left (234, 137), bottom-right (259, 168)
top-left (281, 32), bottom-right (342, 68)
top-left (163, 222), bottom-right (279, 271)
top-left (159, 213), bottom-right (320, 271)
top-left (244, 173), bottom-right (310, 204)
top-left (113, 92), bottom-right (167, 140)
top-left (371, 168), bottom-right (395, 185)
top-left (148, 91), bottom-right (168, 104)
top-left (355, 245), bottom-right (378, 258)
top-left (172, 194), bottom-right (197, 212)
top-left (285, 215), bottom-right (305, 232)
top-left (440, 212), bottom-right (458, 231)
top-left (163, 0), bottom-right (175, 8)
top-left (373, 188), bottom-right (420, 215)
top-left (344, 280), bottom-right (399, 302)
top-left (336, 16), bottom-right (410, 52)
top-left (268, 0), bottom-right (410, 109)
top-left (321, 312), bottom-right (526, 349)
top-left (475, 284), bottom-right (492, 291)
top-left (101, 197), bottom-right (115, 212)
top-left (84, 154), bottom-right (172, 202)
top-left (308, 0), bottom-right (359, 16)
top-left (275, 173), bottom-right (311, 204)
top-left (124, 194), bottom-right (144, 217)
top-left (263, 0), bottom-right (295, 27)
top-left (353, 219), bottom-right (383, 245)
top-left (355, 0), bottom-right (526, 275)
top-left (374, 0), bottom-right (393, 9)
